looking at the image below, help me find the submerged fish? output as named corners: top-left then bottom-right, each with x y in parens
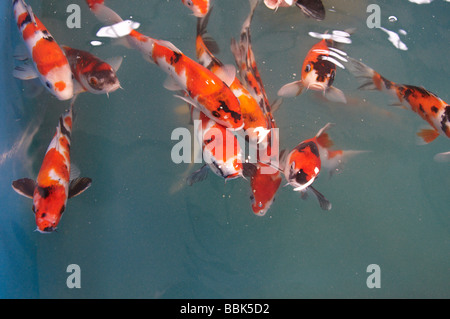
top-left (249, 163), bottom-right (282, 216)
top-left (85, 0), bottom-right (244, 131)
top-left (62, 46), bottom-right (122, 95)
top-left (11, 102), bottom-right (92, 233)
top-left (181, 0), bottom-right (210, 17)
top-left (187, 107), bottom-right (254, 184)
top-left (278, 38), bottom-right (348, 104)
top-left (12, 0), bottom-right (73, 100)
top-left (347, 57), bottom-right (450, 145)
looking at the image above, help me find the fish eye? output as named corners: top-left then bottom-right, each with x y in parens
top-left (304, 64), bottom-right (311, 73)
top-left (186, 0), bottom-right (193, 6)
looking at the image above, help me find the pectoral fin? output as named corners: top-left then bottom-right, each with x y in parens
top-left (13, 63), bottom-right (39, 80)
top-left (68, 177), bottom-right (92, 199)
top-left (187, 165), bottom-right (209, 186)
top-left (309, 186), bottom-right (332, 211)
top-left (12, 178), bottom-right (36, 198)
top-left (277, 80), bottom-right (304, 97)
top-left (324, 86), bottom-right (347, 104)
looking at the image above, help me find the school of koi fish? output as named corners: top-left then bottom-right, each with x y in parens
top-left (10, 0), bottom-right (449, 233)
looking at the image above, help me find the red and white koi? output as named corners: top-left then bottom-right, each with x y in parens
top-left (181, 0), bottom-right (210, 18)
top-left (187, 107), bottom-right (248, 184)
top-left (62, 46), bottom-right (122, 95)
top-left (12, 0), bottom-right (73, 100)
top-left (347, 57), bottom-right (450, 145)
top-left (12, 102), bottom-right (92, 233)
top-left (278, 38), bottom-right (348, 104)
top-left (85, 0), bottom-right (244, 131)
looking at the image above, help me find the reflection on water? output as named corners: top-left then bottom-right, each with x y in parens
top-left (1, 0), bottom-right (449, 298)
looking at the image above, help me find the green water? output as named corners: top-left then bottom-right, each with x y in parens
top-left (0, 0), bottom-right (449, 299)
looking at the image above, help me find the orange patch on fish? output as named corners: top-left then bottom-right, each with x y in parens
top-left (32, 38), bottom-right (68, 76)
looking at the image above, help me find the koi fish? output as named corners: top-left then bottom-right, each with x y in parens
top-left (62, 46), bottom-right (122, 95)
top-left (195, 7), bottom-right (269, 145)
top-left (230, 0), bottom-right (278, 145)
top-left (85, 0), bottom-right (244, 131)
top-left (181, 0), bottom-right (210, 18)
top-left (249, 163), bottom-right (282, 216)
top-left (278, 38), bottom-right (348, 104)
top-left (263, 0), bottom-right (326, 21)
top-left (279, 123), bottom-right (334, 210)
top-left (12, 0), bottom-right (73, 100)
top-left (11, 102), bottom-right (92, 233)
top-left (347, 57), bottom-right (450, 144)
top-left (187, 107), bottom-right (254, 184)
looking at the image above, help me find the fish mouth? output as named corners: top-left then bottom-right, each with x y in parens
top-left (35, 226), bottom-right (56, 233)
top-left (308, 83), bottom-right (327, 92)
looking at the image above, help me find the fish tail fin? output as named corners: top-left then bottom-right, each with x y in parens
top-left (315, 122), bottom-right (335, 141)
top-left (347, 57), bottom-right (395, 92)
top-left (197, 7), bottom-right (220, 55)
top-left (416, 128), bottom-right (440, 145)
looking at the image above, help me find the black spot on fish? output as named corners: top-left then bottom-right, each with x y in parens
top-left (41, 213), bottom-right (46, 218)
top-left (419, 104), bottom-right (425, 114)
top-left (312, 56), bottom-right (335, 83)
top-left (59, 116), bottom-right (71, 140)
top-left (294, 141), bottom-right (320, 158)
top-left (37, 186), bottom-right (50, 199)
top-left (32, 205), bottom-right (36, 214)
top-left (328, 70), bottom-right (335, 87)
top-left (42, 30), bottom-right (54, 42)
top-left (431, 106), bottom-right (439, 113)
top-left (19, 13), bottom-right (32, 28)
top-left (212, 110), bottom-right (221, 118)
top-left (441, 105), bottom-right (450, 134)
top-left (59, 205), bottom-right (65, 215)
top-left (217, 100), bottom-right (241, 123)
top-left (45, 81), bottom-right (52, 89)
top-left (170, 52), bottom-right (182, 65)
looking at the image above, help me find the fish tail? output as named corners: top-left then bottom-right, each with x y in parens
top-left (347, 57), bottom-right (396, 92)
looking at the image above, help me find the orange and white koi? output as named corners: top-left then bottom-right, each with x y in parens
top-left (62, 46), bottom-right (122, 95)
top-left (263, 0), bottom-right (326, 21)
top-left (85, 0), bottom-right (244, 131)
top-left (195, 7), bottom-right (269, 145)
top-left (278, 38), bottom-right (348, 104)
top-left (181, 0), bottom-right (210, 18)
top-left (12, 102), bottom-right (92, 233)
top-left (187, 107), bottom-right (252, 184)
top-left (249, 163), bottom-right (282, 216)
top-left (347, 57), bottom-right (450, 145)
top-left (12, 0), bottom-right (73, 100)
